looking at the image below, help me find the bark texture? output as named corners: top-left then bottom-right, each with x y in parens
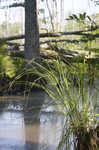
top-left (25, 0), bottom-right (40, 60)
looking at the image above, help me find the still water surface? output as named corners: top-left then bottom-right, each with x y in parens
top-left (0, 90), bottom-right (64, 150)
top-left (0, 83), bottom-right (98, 150)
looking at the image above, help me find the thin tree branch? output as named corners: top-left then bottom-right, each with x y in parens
top-left (0, 3), bottom-right (25, 9)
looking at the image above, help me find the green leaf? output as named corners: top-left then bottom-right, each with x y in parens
top-left (68, 15), bottom-right (74, 20)
top-left (72, 14), bottom-right (79, 21)
top-left (79, 13), bottom-right (85, 20)
top-left (87, 15), bottom-right (92, 22)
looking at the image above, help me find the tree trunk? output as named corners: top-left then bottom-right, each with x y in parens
top-left (24, 0), bottom-right (40, 60)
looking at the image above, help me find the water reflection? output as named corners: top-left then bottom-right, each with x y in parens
top-left (0, 111), bottom-right (64, 150)
top-left (0, 89), bottom-right (64, 150)
top-left (0, 86), bottom-right (98, 150)
top-left (0, 111), bottom-right (25, 141)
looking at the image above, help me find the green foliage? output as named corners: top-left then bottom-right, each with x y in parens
top-left (16, 58), bottom-right (98, 150)
top-left (1, 55), bottom-right (16, 78)
top-left (66, 12), bottom-right (96, 28)
top-left (64, 12), bottom-right (99, 62)
top-left (0, 42), bottom-right (23, 78)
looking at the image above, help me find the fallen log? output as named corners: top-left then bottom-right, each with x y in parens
top-left (0, 26), bottom-right (99, 41)
top-left (5, 39), bottom-right (88, 46)
top-left (0, 35), bottom-right (25, 41)
top-left (6, 41), bottom-right (22, 46)
top-left (40, 39), bottom-right (88, 44)
top-left (8, 49), bottom-right (99, 64)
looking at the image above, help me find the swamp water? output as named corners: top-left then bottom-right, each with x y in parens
top-left (0, 89), bottom-right (64, 150)
top-left (0, 81), bottom-right (99, 150)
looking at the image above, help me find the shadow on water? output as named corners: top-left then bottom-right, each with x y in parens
top-left (0, 89), bottom-right (64, 150)
top-left (0, 138), bottom-right (56, 150)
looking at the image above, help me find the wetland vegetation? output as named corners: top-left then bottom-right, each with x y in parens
top-left (0, 0), bottom-right (99, 150)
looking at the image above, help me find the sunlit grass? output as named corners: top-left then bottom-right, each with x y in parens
top-left (13, 58), bottom-right (99, 150)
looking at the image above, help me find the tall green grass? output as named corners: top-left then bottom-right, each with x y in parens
top-left (13, 58), bottom-right (99, 150)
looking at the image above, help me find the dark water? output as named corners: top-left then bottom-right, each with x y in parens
top-left (0, 89), bottom-right (64, 150)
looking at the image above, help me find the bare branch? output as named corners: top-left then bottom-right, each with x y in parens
top-left (0, 3), bottom-right (25, 9)
top-left (40, 39), bottom-right (88, 44)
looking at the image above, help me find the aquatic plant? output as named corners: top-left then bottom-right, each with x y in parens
top-left (13, 58), bottom-right (99, 150)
